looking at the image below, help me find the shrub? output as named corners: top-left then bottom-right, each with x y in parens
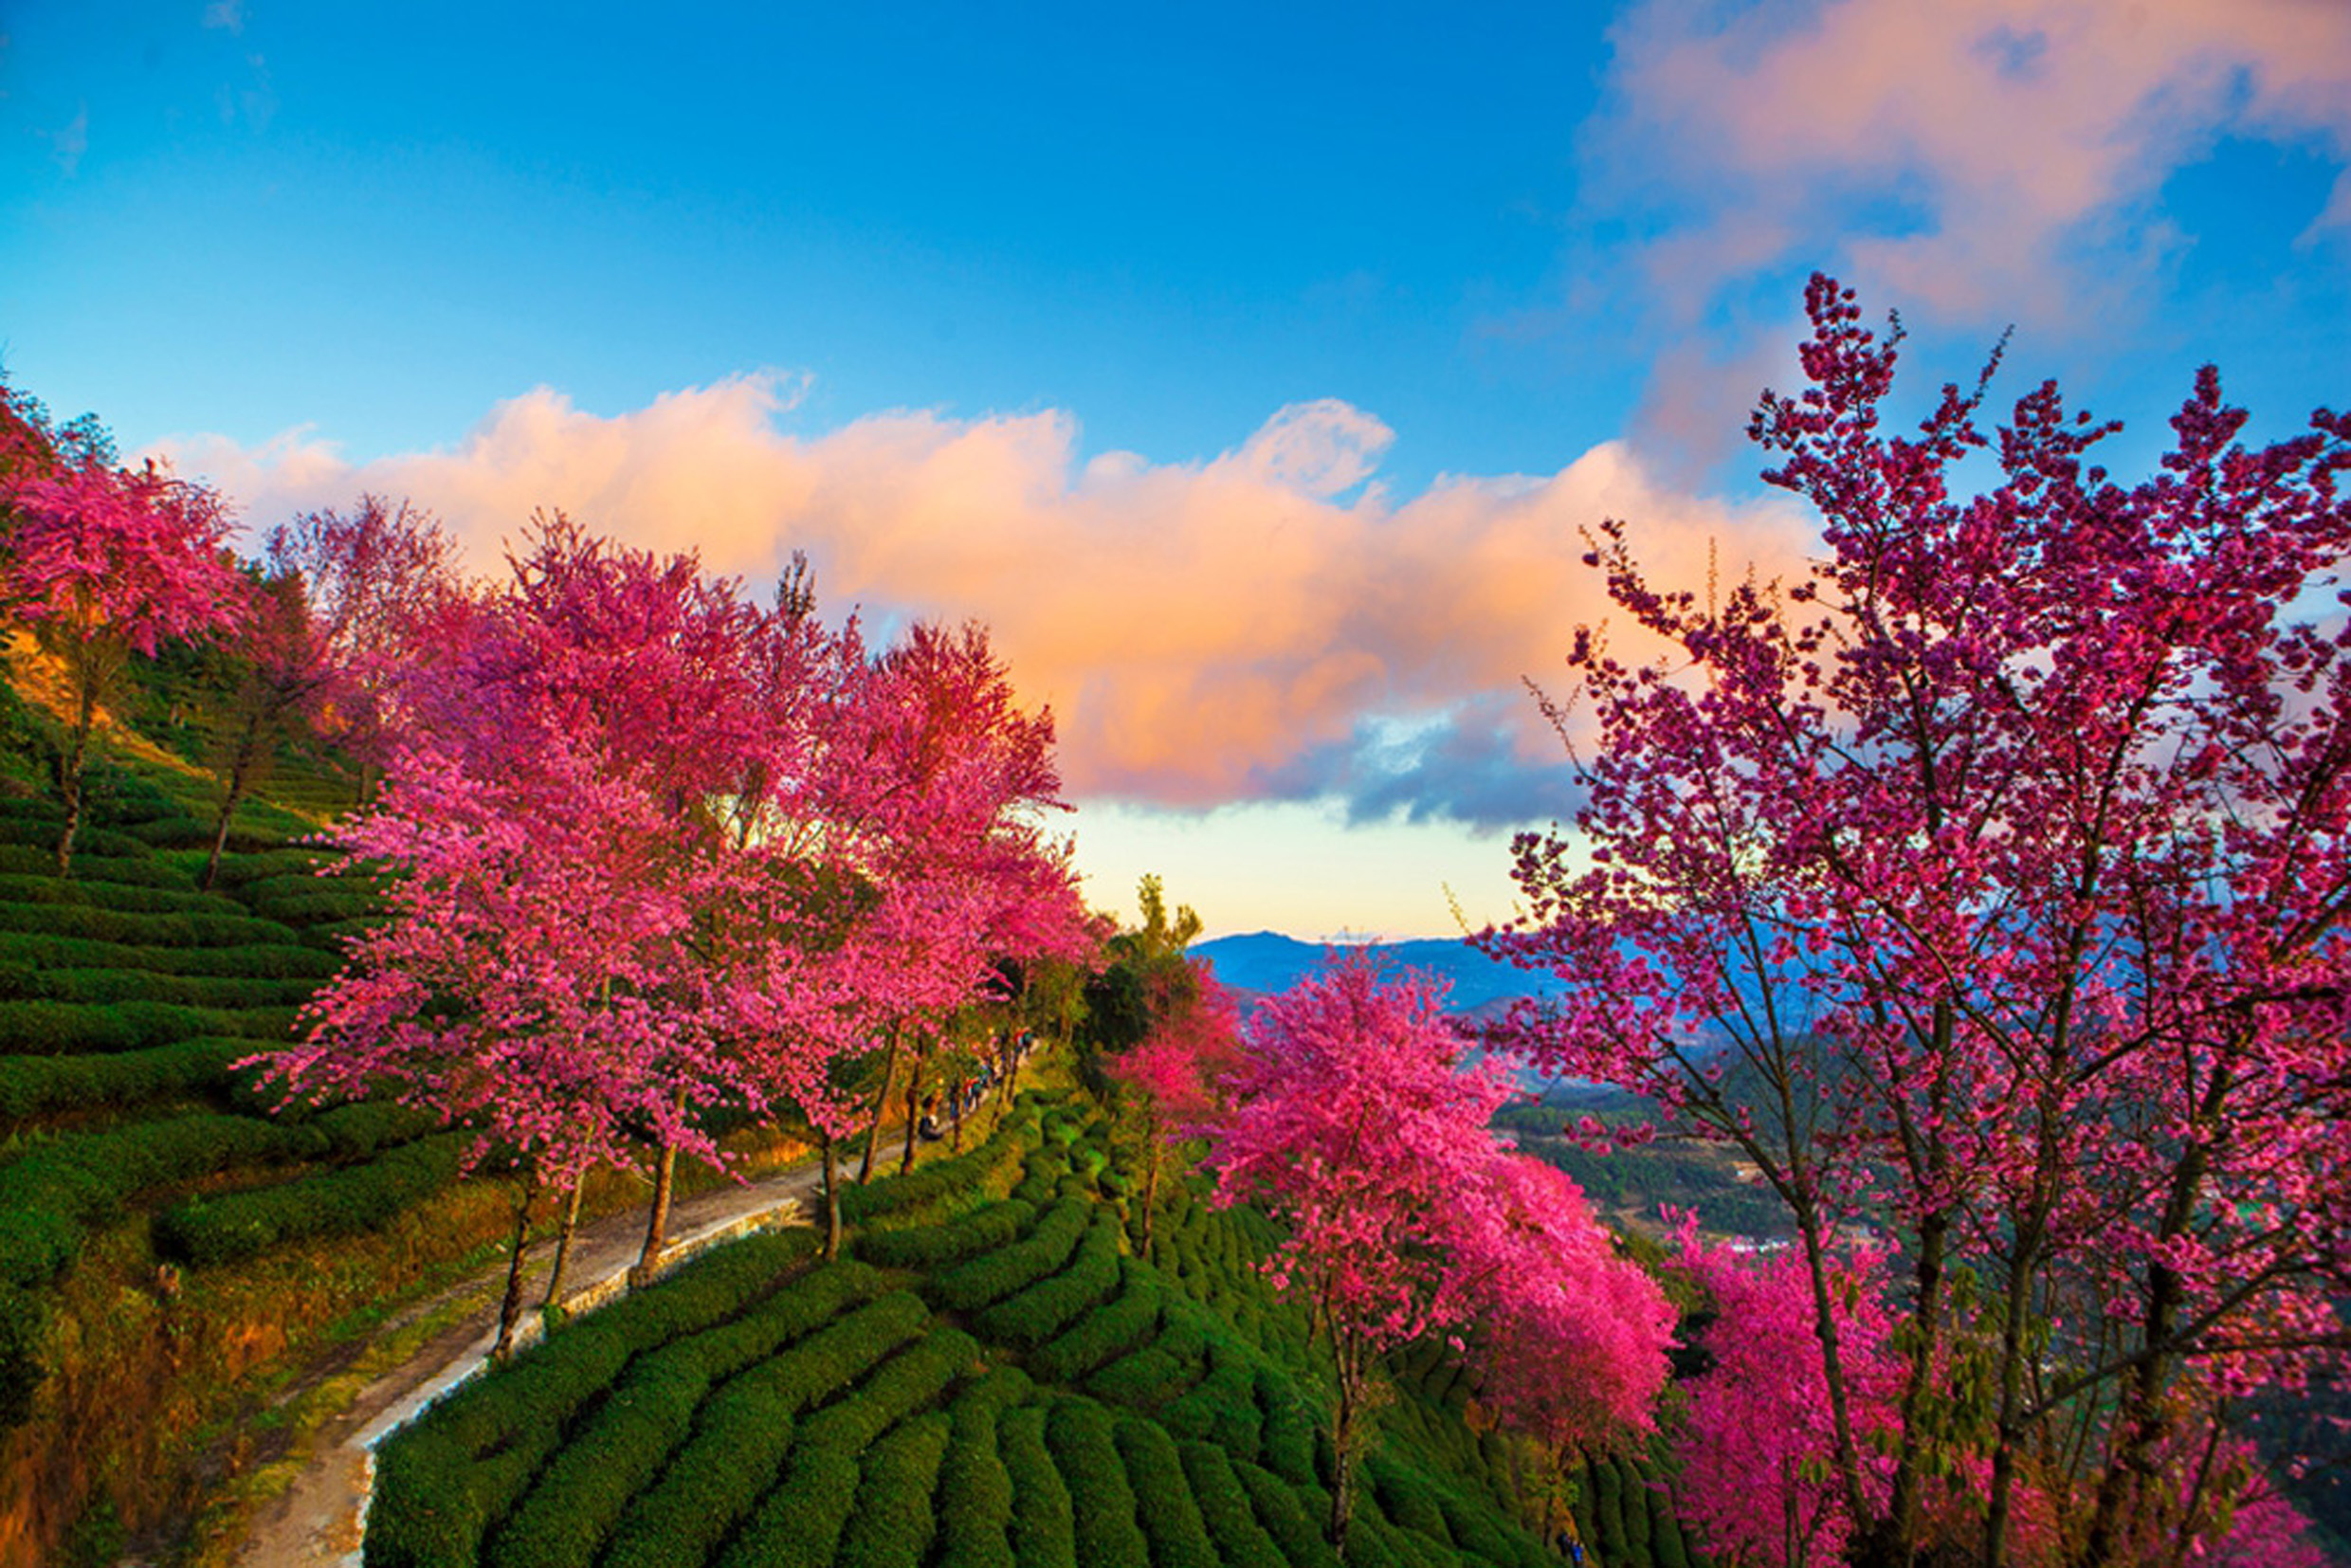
top-left (1365, 1456), bottom-right (1454, 1550)
top-left (597, 1277), bottom-right (915, 1568)
top-left (1114, 1414), bottom-right (1220, 1568)
top-left (999, 1403), bottom-right (1078, 1568)
top-left (1177, 1439), bottom-right (1290, 1568)
top-left (840, 1103), bottom-right (1039, 1229)
top-left (0, 1034), bottom-right (246, 1123)
top-left (933, 1369), bottom-right (1031, 1568)
top-left (0, 899), bottom-right (297, 947)
top-left (1027, 1257), bottom-right (1162, 1384)
top-left (1594, 1454), bottom-right (1629, 1560)
top-left (1161, 1336), bottom-right (1264, 1457)
top-left (926, 1198), bottom-right (1087, 1314)
top-left (974, 1208), bottom-right (1122, 1349)
top-left (0, 929), bottom-right (337, 979)
top-left (1231, 1457), bottom-right (1341, 1568)
top-left (155, 1134), bottom-right (465, 1267)
top-left (0, 998), bottom-right (299, 1056)
top-left (720, 1327), bottom-right (984, 1568)
top-left (369, 1233), bottom-right (815, 1568)
top-left (1044, 1398), bottom-right (1150, 1568)
top-left (0, 965), bottom-right (320, 1009)
top-left (832, 1409), bottom-right (950, 1568)
top-left (1258, 1368), bottom-right (1324, 1487)
top-left (856, 1197), bottom-right (1034, 1270)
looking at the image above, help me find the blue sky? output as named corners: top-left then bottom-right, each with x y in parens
top-left (6, 1), bottom-right (2348, 937)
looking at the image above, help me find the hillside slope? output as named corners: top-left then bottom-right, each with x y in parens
top-left (371, 1094), bottom-right (1706, 1568)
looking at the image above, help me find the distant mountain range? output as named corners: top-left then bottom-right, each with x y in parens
top-left (1189, 931), bottom-right (1564, 1017)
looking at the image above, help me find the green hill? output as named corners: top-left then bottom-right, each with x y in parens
top-left (370, 1095), bottom-right (1710, 1568)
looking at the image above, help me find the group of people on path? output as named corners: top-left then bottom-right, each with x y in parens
top-left (916, 1030), bottom-right (1038, 1144)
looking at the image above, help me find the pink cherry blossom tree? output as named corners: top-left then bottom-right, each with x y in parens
top-left (2, 459), bottom-right (245, 870)
top-left (1107, 956), bottom-right (1244, 1260)
top-left (1204, 951), bottom-right (1522, 1552)
top-left (1482, 275), bottom-right (2351, 1566)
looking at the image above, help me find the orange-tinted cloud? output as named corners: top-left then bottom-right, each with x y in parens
top-left (1594, 0), bottom-right (2351, 327)
top-left (157, 378), bottom-right (1807, 816)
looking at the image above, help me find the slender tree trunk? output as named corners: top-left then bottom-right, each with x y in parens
top-left (1328, 1331), bottom-right (1362, 1554)
top-left (1792, 1195), bottom-right (1876, 1539)
top-left (633, 1139), bottom-right (679, 1284)
top-left (539, 1175), bottom-right (586, 1309)
top-left (857, 1026), bottom-right (902, 1184)
top-left (900, 1048), bottom-right (924, 1175)
top-left (201, 757), bottom-right (254, 892)
top-left (491, 1168), bottom-right (539, 1360)
top-left (820, 1132), bottom-right (842, 1261)
top-left (1139, 1144), bottom-right (1161, 1262)
top-left (54, 704), bottom-right (95, 877)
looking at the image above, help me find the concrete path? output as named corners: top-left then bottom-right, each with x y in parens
top-left (225, 1153), bottom-right (829, 1568)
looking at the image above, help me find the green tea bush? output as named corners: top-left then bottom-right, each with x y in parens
top-left (0, 998), bottom-right (298, 1055)
top-left (718, 1326), bottom-right (982, 1568)
top-left (0, 1110), bottom-right (325, 1286)
top-left (1086, 1344), bottom-right (1194, 1413)
top-left (1044, 1398), bottom-right (1150, 1568)
top-left (0, 844), bottom-right (192, 887)
top-left (1114, 1415), bottom-right (1220, 1568)
top-left (974, 1207), bottom-right (1121, 1348)
top-left (598, 1278), bottom-right (918, 1568)
top-left (0, 899), bottom-right (297, 948)
top-left (832, 1409), bottom-right (950, 1568)
top-left (1161, 1335), bottom-right (1264, 1457)
top-left (368, 1232), bottom-right (815, 1568)
top-left (855, 1196), bottom-right (1034, 1270)
top-left (238, 884), bottom-right (385, 927)
top-left (155, 1132), bottom-right (463, 1267)
top-left (0, 965), bottom-right (319, 1009)
top-left (0, 929), bottom-right (337, 979)
top-left (999, 1403), bottom-right (1078, 1568)
top-left (1259, 1368), bottom-right (1324, 1487)
top-left (933, 1368), bottom-right (1031, 1568)
top-left (1028, 1257), bottom-right (1161, 1384)
top-left (1366, 1456), bottom-right (1454, 1549)
top-left (839, 1103), bottom-right (1039, 1229)
top-left (1176, 1439), bottom-right (1289, 1568)
top-left (0, 1034), bottom-right (246, 1123)
top-left (1231, 1457), bottom-right (1341, 1568)
top-left (926, 1197), bottom-right (1087, 1313)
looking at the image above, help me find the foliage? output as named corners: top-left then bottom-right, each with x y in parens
top-left (1484, 273), bottom-right (2351, 1565)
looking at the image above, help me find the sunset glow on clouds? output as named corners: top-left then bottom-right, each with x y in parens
top-left (7, 0), bottom-right (2345, 933)
top-left (159, 381), bottom-right (1806, 825)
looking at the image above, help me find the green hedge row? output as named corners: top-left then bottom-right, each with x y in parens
top-left (0, 929), bottom-right (338, 979)
top-left (483, 1260), bottom-right (891, 1568)
top-left (832, 1409), bottom-right (950, 1568)
top-left (855, 1196), bottom-right (1034, 1271)
top-left (927, 1198), bottom-right (1089, 1313)
top-left (0, 964), bottom-right (320, 1010)
top-left (200, 848), bottom-right (339, 887)
top-left (154, 1129), bottom-right (460, 1267)
top-left (0, 819), bottom-right (161, 858)
top-left (0, 870), bottom-right (246, 914)
top-left (367, 1231), bottom-right (819, 1568)
top-left (838, 1102), bottom-right (1040, 1229)
top-left (597, 1282), bottom-right (924, 1568)
top-left (0, 997), bottom-right (299, 1056)
top-left (0, 843), bottom-right (194, 888)
top-left (1045, 1397), bottom-right (1152, 1568)
top-left (0, 896), bottom-right (301, 948)
top-left (0, 1103), bottom-right (411, 1288)
top-left (1115, 1413), bottom-right (1221, 1568)
top-left (933, 1367), bottom-right (1032, 1568)
top-left (1028, 1257), bottom-right (1164, 1384)
top-left (0, 1034), bottom-right (246, 1124)
top-left (1162, 1334), bottom-right (1267, 1457)
top-left (1000, 1403), bottom-right (1079, 1568)
top-left (1178, 1439), bottom-right (1291, 1568)
top-left (1232, 1455), bottom-right (1342, 1568)
top-left (714, 1324), bottom-right (983, 1568)
top-left (975, 1207), bottom-right (1123, 1349)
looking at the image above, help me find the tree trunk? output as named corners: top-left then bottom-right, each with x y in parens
top-left (53, 702), bottom-right (95, 877)
top-left (1328, 1333), bottom-right (1361, 1554)
top-left (1139, 1145), bottom-right (1161, 1262)
top-left (490, 1169), bottom-right (539, 1360)
top-left (539, 1176), bottom-right (586, 1309)
top-left (900, 1055), bottom-right (923, 1175)
top-left (857, 1026), bottom-right (902, 1184)
top-left (632, 1138), bottom-right (679, 1285)
top-left (820, 1132), bottom-right (842, 1261)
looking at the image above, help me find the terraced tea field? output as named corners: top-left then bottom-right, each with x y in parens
top-left (372, 1099), bottom-right (1709, 1568)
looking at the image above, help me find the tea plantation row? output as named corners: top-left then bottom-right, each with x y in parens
top-left (372, 1098), bottom-right (1711, 1567)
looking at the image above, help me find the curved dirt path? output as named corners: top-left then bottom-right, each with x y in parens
top-left (225, 1153), bottom-right (831, 1568)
